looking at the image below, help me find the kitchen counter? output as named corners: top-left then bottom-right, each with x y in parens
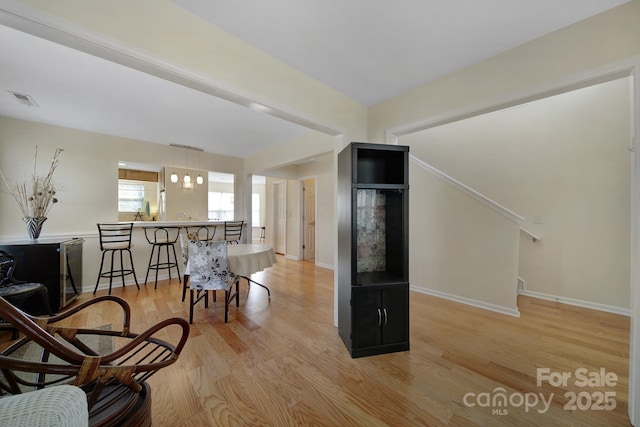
top-left (127, 220), bottom-right (225, 228)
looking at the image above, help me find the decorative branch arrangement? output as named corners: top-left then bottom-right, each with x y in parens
top-left (0, 146), bottom-right (63, 218)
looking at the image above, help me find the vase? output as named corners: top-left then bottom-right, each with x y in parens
top-left (24, 216), bottom-right (47, 239)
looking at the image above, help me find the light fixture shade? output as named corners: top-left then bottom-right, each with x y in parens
top-left (170, 172), bottom-right (178, 183)
top-left (196, 174), bottom-right (204, 185)
top-left (183, 174), bottom-right (191, 184)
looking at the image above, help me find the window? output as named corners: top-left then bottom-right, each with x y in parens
top-left (208, 192), bottom-right (234, 221)
top-left (118, 182), bottom-right (145, 212)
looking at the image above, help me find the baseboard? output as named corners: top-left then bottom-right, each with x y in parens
top-left (518, 289), bottom-right (631, 317)
top-left (83, 271), bottom-right (176, 293)
top-left (315, 262), bottom-right (334, 270)
top-left (285, 254), bottom-right (301, 261)
top-left (411, 286), bottom-right (521, 318)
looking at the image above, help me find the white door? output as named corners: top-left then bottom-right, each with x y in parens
top-left (274, 181), bottom-right (286, 255)
top-left (302, 179), bottom-right (316, 262)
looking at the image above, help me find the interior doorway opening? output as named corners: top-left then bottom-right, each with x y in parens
top-left (301, 178), bottom-right (316, 262)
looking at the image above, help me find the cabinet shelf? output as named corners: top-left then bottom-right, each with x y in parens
top-left (354, 146), bottom-right (407, 185)
top-left (355, 271), bottom-right (406, 286)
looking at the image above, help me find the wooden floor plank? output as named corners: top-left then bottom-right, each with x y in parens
top-left (1, 254), bottom-right (631, 426)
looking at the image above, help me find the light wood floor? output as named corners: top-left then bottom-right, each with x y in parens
top-left (7, 255), bottom-right (633, 426)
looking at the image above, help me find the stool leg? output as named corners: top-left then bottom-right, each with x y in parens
top-left (93, 250), bottom-right (107, 294)
top-left (144, 244), bottom-right (156, 286)
top-left (171, 244), bottom-right (181, 283)
top-left (127, 249), bottom-right (140, 290)
top-left (119, 249), bottom-right (126, 289)
top-left (154, 244), bottom-right (162, 289)
top-left (108, 249), bottom-right (115, 295)
top-left (164, 243), bottom-right (172, 283)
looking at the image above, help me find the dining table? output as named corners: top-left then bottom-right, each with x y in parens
top-left (184, 242), bottom-right (276, 296)
top-left (227, 243), bottom-right (276, 297)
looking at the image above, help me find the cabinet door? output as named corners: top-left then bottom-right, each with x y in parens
top-left (351, 287), bottom-right (381, 349)
top-left (380, 285), bottom-right (409, 346)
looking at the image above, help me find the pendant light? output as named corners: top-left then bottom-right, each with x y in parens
top-left (170, 145), bottom-right (178, 182)
top-left (169, 143), bottom-right (204, 185)
top-left (196, 154), bottom-right (204, 184)
top-left (183, 148), bottom-right (191, 184)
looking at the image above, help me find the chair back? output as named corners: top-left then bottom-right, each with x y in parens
top-left (0, 249), bottom-right (16, 287)
top-left (224, 220), bottom-right (244, 244)
top-left (188, 240), bottom-right (235, 290)
top-left (143, 226), bottom-right (180, 245)
top-left (185, 225), bottom-right (217, 241)
top-left (97, 223), bottom-right (134, 251)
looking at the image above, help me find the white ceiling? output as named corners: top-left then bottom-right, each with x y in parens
top-left (0, 0), bottom-right (630, 158)
top-left (174, 0), bottom-right (630, 106)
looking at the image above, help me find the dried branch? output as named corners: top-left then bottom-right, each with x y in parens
top-left (0, 146), bottom-right (63, 218)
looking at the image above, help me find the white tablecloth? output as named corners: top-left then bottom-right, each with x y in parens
top-left (227, 244), bottom-right (277, 276)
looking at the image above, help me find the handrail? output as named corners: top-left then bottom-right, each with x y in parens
top-left (520, 227), bottom-right (541, 242)
top-left (409, 155), bottom-right (524, 224)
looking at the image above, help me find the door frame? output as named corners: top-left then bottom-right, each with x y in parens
top-left (299, 176), bottom-right (317, 263)
top-left (272, 180), bottom-right (287, 255)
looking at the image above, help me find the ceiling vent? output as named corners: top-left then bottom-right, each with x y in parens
top-left (8, 91), bottom-right (38, 107)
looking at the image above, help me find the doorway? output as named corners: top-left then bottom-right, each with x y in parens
top-left (301, 178), bottom-right (316, 262)
top-left (273, 181), bottom-right (286, 255)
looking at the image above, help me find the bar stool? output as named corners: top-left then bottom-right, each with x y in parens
top-left (94, 223), bottom-right (139, 295)
top-left (184, 225), bottom-right (217, 241)
top-left (224, 220), bottom-right (244, 244)
top-left (143, 226), bottom-right (181, 289)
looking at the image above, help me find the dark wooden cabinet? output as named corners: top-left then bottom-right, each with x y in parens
top-left (0, 237), bottom-right (83, 313)
top-left (338, 142), bottom-right (410, 358)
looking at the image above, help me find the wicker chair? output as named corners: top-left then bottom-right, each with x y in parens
top-left (0, 295), bottom-right (189, 427)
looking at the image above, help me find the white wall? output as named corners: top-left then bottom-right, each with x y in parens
top-left (298, 153), bottom-right (334, 269)
top-left (409, 165), bottom-right (521, 314)
top-left (0, 116), bottom-right (243, 290)
top-left (402, 78), bottom-right (631, 310)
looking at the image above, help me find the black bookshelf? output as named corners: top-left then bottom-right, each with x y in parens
top-left (338, 142), bottom-right (410, 358)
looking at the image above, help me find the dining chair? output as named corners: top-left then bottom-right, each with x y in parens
top-left (185, 240), bottom-right (239, 323)
top-left (224, 220), bottom-right (244, 244)
top-left (178, 232), bottom-right (190, 302)
top-left (178, 230), bottom-right (221, 302)
top-left (93, 223), bottom-right (139, 295)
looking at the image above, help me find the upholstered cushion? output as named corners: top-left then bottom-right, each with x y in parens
top-left (188, 240), bottom-right (236, 291)
top-left (0, 385), bottom-right (88, 427)
top-left (101, 242), bottom-right (132, 250)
